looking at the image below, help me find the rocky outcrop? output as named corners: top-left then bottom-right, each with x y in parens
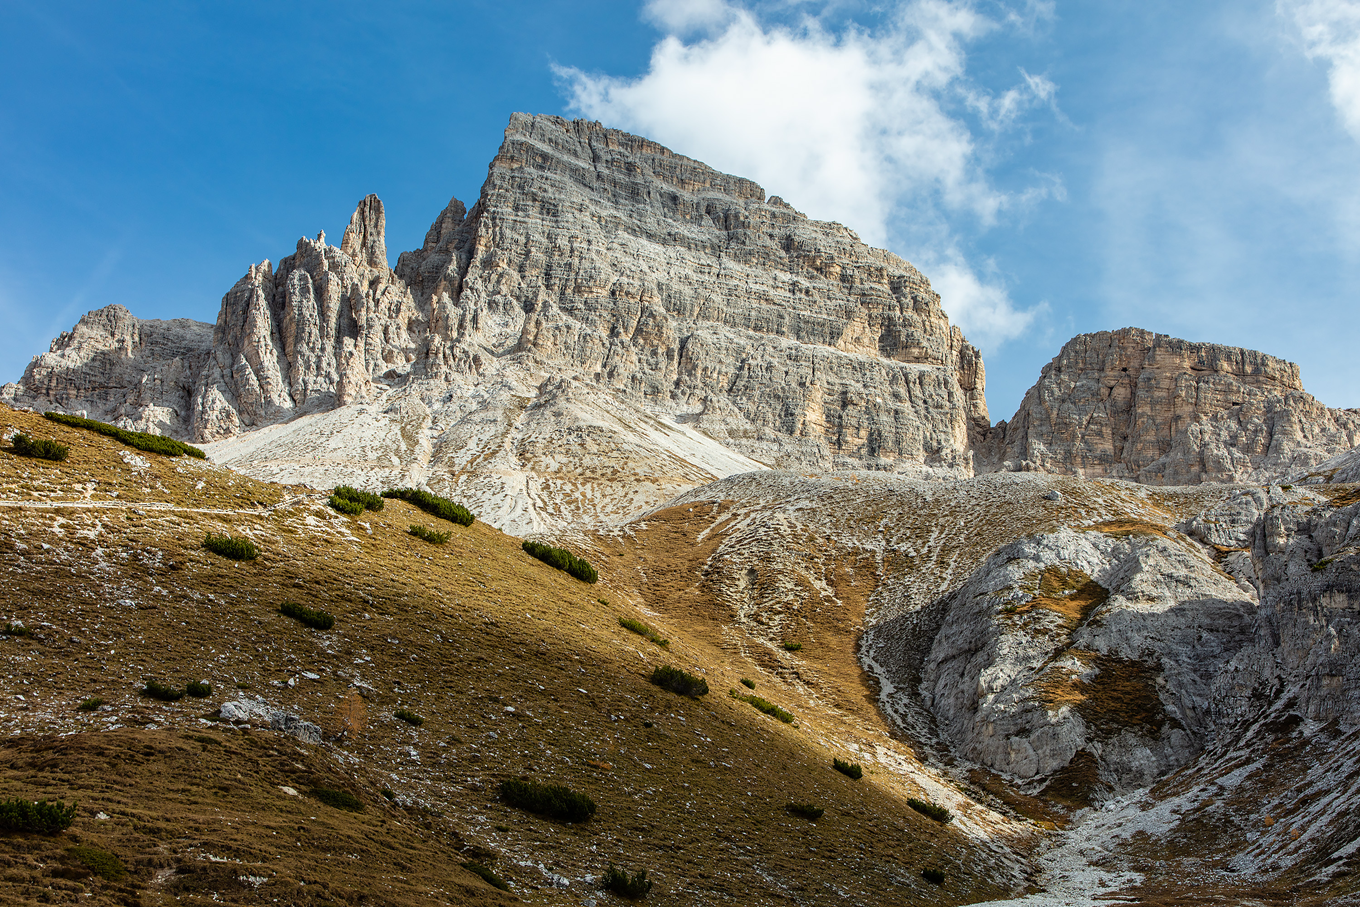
top-left (980, 328), bottom-right (1360, 484)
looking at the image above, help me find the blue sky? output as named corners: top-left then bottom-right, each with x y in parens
top-left (2, 0), bottom-right (1358, 420)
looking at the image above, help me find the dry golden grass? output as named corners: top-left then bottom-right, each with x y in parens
top-left (0, 406), bottom-right (1015, 906)
top-left (1086, 518), bottom-right (1170, 538)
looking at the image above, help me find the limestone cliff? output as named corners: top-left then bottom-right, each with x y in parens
top-left (979, 327), bottom-right (1360, 483)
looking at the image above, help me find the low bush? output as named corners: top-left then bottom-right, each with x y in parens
top-left (499, 778), bottom-right (596, 823)
top-left (280, 601), bottom-right (335, 631)
top-left (77, 697), bottom-right (103, 712)
top-left (202, 532), bottom-right (258, 561)
top-left (782, 641), bottom-right (803, 652)
top-left (619, 617), bottom-right (668, 648)
top-left (786, 801), bottom-right (824, 820)
top-left (0, 798), bottom-right (78, 833)
top-left (68, 845), bottom-right (126, 881)
top-left (833, 758), bottom-right (863, 780)
top-left (332, 485), bottom-right (383, 512)
top-left (922, 867), bottom-right (946, 885)
top-left (408, 524), bottom-right (451, 544)
top-left (381, 487), bottom-right (474, 526)
top-left (142, 679), bottom-right (184, 702)
top-left (185, 681), bottom-right (212, 698)
top-left (328, 494), bottom-right (364, 516)
top-left (463, 861), bottom-right (511, 891)
top-left (602, 864), bottom-right (653, 899)
top-left (3, 622), bottom-right (33, 638)
top-left (522, 540), bottom-right (598, 584)
top-left (44, 411), bottom-right (205, 458)
top-left (310, 787), bottom-right (364, 812)
top-left (731, 690), bottom-right (794, 723)
top-left (394, 709), bottom-right (424, 727)
top-left (11, 433), bottom-right (69, 462)
top-left (650, 665), bottom-right (708, 698)
top-left (907, 798), bottom-right (952, 823)
top-left (740, 678), bottom-right (756, 689)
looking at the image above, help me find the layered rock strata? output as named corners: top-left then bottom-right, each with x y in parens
top-left (980, 327), bottom-right (1360, 484)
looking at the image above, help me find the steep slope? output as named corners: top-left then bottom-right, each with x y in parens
top-left (0, 404), bottom-right (1023, 907)
top-left (979, 327), bottom-right (1360, 483)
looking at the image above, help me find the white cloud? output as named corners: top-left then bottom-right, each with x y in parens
top-left (556, 0), bottom-right (1053, 349)
top-left (1281, 0), bottom-right (1360, 140)
top-left (925, 255), bottom-right (1043, 349)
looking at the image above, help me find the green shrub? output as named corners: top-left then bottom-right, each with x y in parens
top-left (463, 861), bottom-right (511, 891)
top-left (740, 678), bottom-right (756, 689)
top-left (619, 617), bottom-right (668, 648)
top-left (77, 697), bottom-right (103, 712)
top-left (907, 798), bottom-right (951, 823)
top-left (782, 641), bottom-right (803, 652)
top-left (498, 778), bottom-right (596, 823)
top-left (787, 801), bottom-right (824, 820)
top-left (202, 532), bottom-right (258, 561)
top-left (0, 797), bottom-right (78, 834)
top-left (922, 867), bottom-right (945, 885)
top-left (11, 433), bottom-right (69, 462)
top-left (731, 690), bottom-right (794, 723)
top-left (309, 787), bottom-right (363, 812)
top-left (280, 601), bottom-right (335, 631)
top-left (602, 864), bottom-right (653, 899)
top-left (141, 679), bottom-right (184, 702)
top-left (649, 665), bottom-right (708, 698)
top-left (3, 622), bottom-right (33, 638)
top-left (381, 788), bottom-right (396, 801)
top-left (408, 524), bottom-right (451, 544)
top-left (332, 485), bottom-right (383, 512)
top-left (44, 412), bottom-right (205, 458)
top-left (185, 681), bottom-right (212, 698)
top-left (68, 845), bottom-right (126, 881)
top-left (328, 494), bottom-right (364, 516)
top-left (394, 709), bottom-right (424, 727)
top-left (522, 540), bottom-right (598, 584)
top-left (1313, 556), bottom-right (1336, 572)
top-left (833, 758), bottom-right (863, 780)
top-left (381, 487), bottom-right (474, 526)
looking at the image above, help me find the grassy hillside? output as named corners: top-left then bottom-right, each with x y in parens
top-left (0, 406), bottom-right (1020, 906)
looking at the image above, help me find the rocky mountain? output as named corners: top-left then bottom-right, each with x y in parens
top-left (978, 327), bottom-right (1360, 484)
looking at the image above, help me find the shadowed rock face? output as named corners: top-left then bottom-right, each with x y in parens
top-left (979, 327), bottom-right (1360, 484)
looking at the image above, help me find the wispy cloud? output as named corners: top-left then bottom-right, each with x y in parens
top-left (1280, 0), bottom-right (1360, 140)
top-left (556, 0), bottom-right (1056, 349)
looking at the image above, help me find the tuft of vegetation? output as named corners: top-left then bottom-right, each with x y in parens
top-left (833, 758), bottom-right (863, 780)
top-left (10, 432), bottom-right (69, 462)
top-left (922, 867), bottom-right (946, 885)
top-left (394, 709), bottom-right (424, 727)
top-left (328, 494), bottom-right (364, 515)
top-left (280, 600), bottom-right (335, 631)
top-left (382, 487), bottom-right (474, 526)
top-left (522, 540), bottom-right (598, 584)
top-left (463, 861), bottom-right (511, 892)
top-left (202, 532), bottom-right (258, 561)
top-left (68, 845), bottom-right (127, 881)
top-left (309, 787), bottom-right (364, 812)
top-left (602, 864), bottom-right (653, 899)
top-left (185, 681), bottom-right (212, 698)
top-left (786, 801), bottom-right (824, 820)
top-left (141, 679), bottom-right (184, 702)
top-left (740, 677), bottom-right (756, 689)
top-left (649, 665), bottom-right (708, 698)
top-left (332, 485), bottom-right (383, 512)
top-left (408, 524), bottom-right (451, 544)
top-left (1313, 556), bottom-right (1336, 572)
top-left (907, 798), bottom-right (952, 823)
top-left (3, 622), bottom-right (33, 638)
top-left (381, 788), bottom-right (396, 801)
top-left (498, 778), bottom-right (596, 823)
top-left (44, 411), bottom-right (206, 458)
top-left (0, 798), bottom-right (78, 834)
top-left (619, 617), bottom-right (668, 648)
top-left (77, 697), bottom-right (103, 712)
top-left (731, 690), bottom-right (794, 723)
top-left (781, 641), bottom-right (803, 652)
